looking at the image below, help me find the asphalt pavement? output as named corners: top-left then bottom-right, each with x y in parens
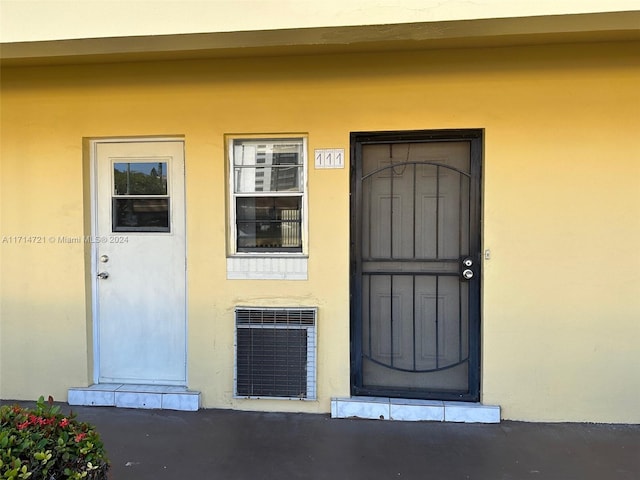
top-left (68, 406), bottom-right (640, 480)
top-left (2, 401), bottom-right (639, 479)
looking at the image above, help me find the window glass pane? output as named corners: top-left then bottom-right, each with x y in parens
top-left (113, 198), bottom-right (170, 232)
top-left (233, 140), bottom-right (303, 193)
top-left (233, 141), bottom-right (303, 166)
top-left (234, 166), bottom-right (301, 193)
top-left (114, 162), bottom-right (168, 195)
top-left (236, 197), bottom-right (301, 251)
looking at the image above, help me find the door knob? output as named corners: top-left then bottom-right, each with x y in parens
top-left (97, 272), bottom-right (109, 279)
top-left (462, 269), bottom-right (473, 280)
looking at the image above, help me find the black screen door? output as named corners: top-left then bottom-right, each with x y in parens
top-left (351, 130), bottom-right (482, 401)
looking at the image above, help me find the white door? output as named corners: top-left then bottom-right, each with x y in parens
top-left (94, 140), bottom-right (186, 385)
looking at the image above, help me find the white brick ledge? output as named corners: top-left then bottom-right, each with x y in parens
top-left (331, 397), bottom-right (500, 423)
top-left (227, 256), bottom-right (308, 280)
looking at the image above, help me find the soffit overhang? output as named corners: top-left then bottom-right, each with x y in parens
top-left (1, 12), bottom-right (639, 66)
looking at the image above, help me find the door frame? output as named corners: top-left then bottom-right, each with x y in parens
top-left (89, 137), bottom-right (187, 385)
top-left (349, 129), bottom-right (483, 401)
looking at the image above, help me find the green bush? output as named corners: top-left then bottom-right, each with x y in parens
top-left (0, 396), bottom-right (109, 480)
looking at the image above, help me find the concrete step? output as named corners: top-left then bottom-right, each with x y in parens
top-left (68, 384), bottom-right (200, 411)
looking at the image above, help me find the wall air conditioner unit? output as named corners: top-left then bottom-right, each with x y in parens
top-left (235, 307), bottom-right (317, 400)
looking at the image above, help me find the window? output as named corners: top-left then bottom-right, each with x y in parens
top-left (112, 162), bottom-right (170, 232)
top-left (229, 137), bottom-right (306, 254)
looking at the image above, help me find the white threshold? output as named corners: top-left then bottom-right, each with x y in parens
top-left (331, 397), bottom-right (500, 423)
top-left (68, 384), bottom-right (200, 411)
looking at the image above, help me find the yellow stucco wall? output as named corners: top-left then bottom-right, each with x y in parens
top-left (1, 40), bottom-right (638, 422)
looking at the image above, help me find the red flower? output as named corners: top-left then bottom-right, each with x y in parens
top-left (17, 421), bottom-right (29, 430)
top-left (59, 418), bottom-right (70, 428)
top-left (74, 432), bottom-right (87, 442)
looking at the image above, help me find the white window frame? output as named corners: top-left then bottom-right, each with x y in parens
top-left (226, 135), bottom-right (309, 280)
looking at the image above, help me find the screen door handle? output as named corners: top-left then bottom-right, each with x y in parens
top-left (97, 271), bottom-right (109, 279)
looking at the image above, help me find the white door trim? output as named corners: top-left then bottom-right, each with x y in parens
top-left (89, 137), bottom-right (187, 385)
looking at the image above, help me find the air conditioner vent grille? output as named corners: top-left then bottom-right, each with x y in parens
top-left (236, 307), bottom-right (316, 326)
top-left (235, 307), bottom-right (317, 400)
